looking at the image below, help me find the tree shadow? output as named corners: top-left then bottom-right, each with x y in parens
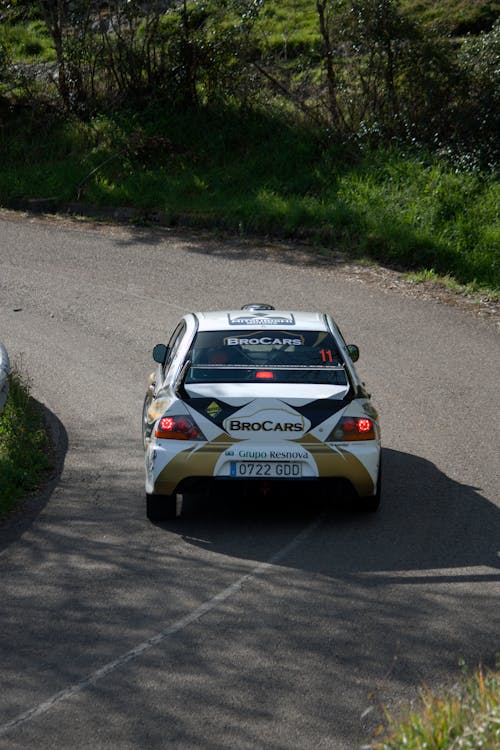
top-left (110, 223), bottom-right (350, 267)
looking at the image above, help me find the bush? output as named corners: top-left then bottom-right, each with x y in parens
top-left (451, 20), bottom-right (500, 169)
top-left (0, 366), bottom-right (50, 518)
top-left (375, 663), bottom-right (500, 749)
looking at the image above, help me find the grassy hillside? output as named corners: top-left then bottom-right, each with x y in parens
top-left (0, 105), bottom-right (497, 290)
top-left (249, 0), bottom-right (498, 55)
top-left (401, 0), bottom-right (498, 34)
top-left (0, 1), bottom-right (498, 291)
top-left (2, 1), bottom-right (497, 64)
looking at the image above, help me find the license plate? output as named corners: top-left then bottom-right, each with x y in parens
top-left (230, 462), bottom-right (302, 478)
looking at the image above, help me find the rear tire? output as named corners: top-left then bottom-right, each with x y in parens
top-left (146, 493), bottom-right (177, 521)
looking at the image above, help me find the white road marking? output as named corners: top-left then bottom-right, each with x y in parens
top-left (0, 516), bottom-right (322, 738)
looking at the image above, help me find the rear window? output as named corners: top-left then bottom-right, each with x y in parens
top-left (185, 329), bottom-right (348, 385)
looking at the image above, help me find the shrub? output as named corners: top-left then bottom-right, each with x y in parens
top-left (375, 663), bottom-right (500, 749)
top-left (0, 366), bottom-right (50, 518)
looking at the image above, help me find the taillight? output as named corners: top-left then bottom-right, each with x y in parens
top-left (154, 414), bottom-right (206, 440)
top-left (328, 416), bottom-right (376, 441)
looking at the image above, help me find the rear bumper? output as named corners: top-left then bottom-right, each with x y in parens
top-left (146, 438), bottom-right (379, 498)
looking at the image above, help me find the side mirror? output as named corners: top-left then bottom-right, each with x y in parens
top-left (347, 344), bottom-right (359, 363)
top-left (152, 343), bottom-right (168, 364)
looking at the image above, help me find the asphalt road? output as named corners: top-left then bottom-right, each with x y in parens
top-left (0, 211), bottom-right (499, 750)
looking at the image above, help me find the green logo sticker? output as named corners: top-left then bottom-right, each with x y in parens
top-left (206, 401), bottom-right (222, 418)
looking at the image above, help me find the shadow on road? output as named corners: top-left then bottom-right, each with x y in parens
top-left (111, 225), bottom-right (344, 269)
top-left (1, 443), bottom-right (498, 749)
top-left (167, 447), bottom-right (500, 578)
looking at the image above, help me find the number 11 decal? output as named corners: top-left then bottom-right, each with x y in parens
top-left (319, 349), bottom-right (334, 363)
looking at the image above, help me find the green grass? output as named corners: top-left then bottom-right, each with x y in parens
top-left (2, 1), bottom-right (495, 68)
top-left (0, 367), bottom-right (50, 518)
top-left (0, 20), bottom-right (55, 62)
top-left (374, 663), bottom-right (500, 749)
top-left (401, 0), bottom-right (499, 34)
top-left (0, 107), bottom-right (497, 291)
top-left (255, 0), bottom-right (321, 58)
top-left (406, 268), bottom-right (499, 301)
top-left (252, 0), bottom-right (497, 56)
top-left (0, 2), bottom-right (497, 291)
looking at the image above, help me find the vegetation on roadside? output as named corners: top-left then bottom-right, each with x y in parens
top-left (0, 1), bottom-right (498, 292)
top-left (374, 662), bottom-right (500, 749)
top-left (0, 106), bottom-right (497, 290)
top-left (0, 367), bottom-right (50, 518)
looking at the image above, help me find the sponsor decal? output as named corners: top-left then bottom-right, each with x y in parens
top-left (223, 409), bottom-right (310, 439)
top-left (268, 449), bottom-right (309, 459)
top-left (227, 419), bottom-right (302, 433)
top-left (235, 449), bottom-right (309, 460)
top-left (228, 312), bottom-right (295, 326)
top-left (206, 400), bottom-right (222, 418)
top-left (236, 449), bottom-right (268, 459)
top-left (224, 335), bottom-right (303, 347)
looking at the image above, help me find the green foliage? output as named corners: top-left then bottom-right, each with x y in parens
top-left (10, 0), bottom-right (264, 112)
top-left (0, 366), bottom-right (50, 518)
top-left (375, 664), bottom-right (500, 749)
top-left (400, 0), bottom-right (499, 35)
top-left (1, 105), bottom-right (497, 289)
top-left (255, 0), bottom-right (320, 58)
top-left (0, 2), bottom-right (498, 290)
top-left (450, 20), bottom-right (500, 169)
top-left (0, 20), bottom-right (54, 61)
top-left (0, 1), bottom-right (497, 165)
top-left (0, 36), bottom-right (9, 76)
top-left (335, 148), bottom-right (499, 285)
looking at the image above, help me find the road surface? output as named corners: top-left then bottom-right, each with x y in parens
top-left (0, 211), bottom-right (499, 749)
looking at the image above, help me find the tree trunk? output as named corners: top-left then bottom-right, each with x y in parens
top-left (316, 0), bottom-right (345, 132)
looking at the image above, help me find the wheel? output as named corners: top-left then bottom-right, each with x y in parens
top-left (359, 460), bottom-right (382, 512)
top-left (146, 493), bottom-right (177, 521)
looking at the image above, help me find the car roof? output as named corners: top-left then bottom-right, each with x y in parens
top-left (193, 309), bottom-right (329, 332)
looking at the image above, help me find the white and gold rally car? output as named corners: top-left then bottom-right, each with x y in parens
top-left (143, 304), bottom-right (381, 520)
